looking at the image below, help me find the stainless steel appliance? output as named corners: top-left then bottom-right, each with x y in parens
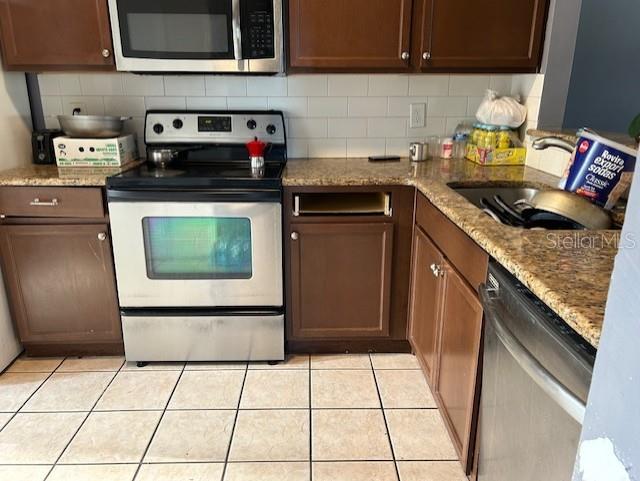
top-left (107, 0), bottom-right (284, 73)
top-left (106, 110), bottom-right (287, 362)
top-left (479, 262), bottom-right (596, 481)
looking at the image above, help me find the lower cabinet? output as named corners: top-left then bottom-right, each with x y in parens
top-left (409, 192), bottom-right (487, 474)
top-left (408, 227), bottom-right (443, 383)
top-left (0, 221), bottom-right (123, 355)
top-left (289, 221), bottom-right (394, 338)
top-left (284, 186), bottom-right (414, 352)
top-left (435, 258), bottom-right (483, 471)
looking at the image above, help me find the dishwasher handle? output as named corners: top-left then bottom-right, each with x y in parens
top-left (479, 284), bottom-right (586, 425)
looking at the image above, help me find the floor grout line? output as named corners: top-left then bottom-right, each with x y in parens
top-left (131, 362), bottom-right (187, 481)
top-left (219, 361), bottom-right (250, 481)
top-left (42, 357), bottom-right (125, 481)
top-left (369, 353), bottom-right (402, 481)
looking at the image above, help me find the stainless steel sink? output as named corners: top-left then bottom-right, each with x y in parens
top-left (447, 183), bottom-right (542, 209)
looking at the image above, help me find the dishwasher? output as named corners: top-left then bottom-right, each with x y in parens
top-left (478, 261), bottom-right (596, 481)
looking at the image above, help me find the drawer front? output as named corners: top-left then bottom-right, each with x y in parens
top-left (416, 192), bottom-right (488, 291)
top-left (0, 187), bottom-right (104, 218)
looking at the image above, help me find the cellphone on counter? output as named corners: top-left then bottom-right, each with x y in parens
top-left (368, 155), bottom-right (401, 162)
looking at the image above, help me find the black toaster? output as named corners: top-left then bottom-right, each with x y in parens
top-left (32, 129), bottom-right (63, 165)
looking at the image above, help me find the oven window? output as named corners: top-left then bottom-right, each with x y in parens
top-left (142, 217), bottom-right (252, 279)
top-left (117, 0), bottom-right (234, 60)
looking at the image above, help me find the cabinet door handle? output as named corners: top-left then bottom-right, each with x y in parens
top-left (423, 51), bottom-right (431, 61)
top-left (291, 232), bottom-right (299, 241)
top-left (430, 263), bottom-right (444, 277)
top-left (30, 198), bottom-right (59, 207)
top-left (102, 49), bottom-right (111, 58)
top-left (401, 51), bottom-right (410, 61)
top-left (97, 232), bottom-right (107, 241)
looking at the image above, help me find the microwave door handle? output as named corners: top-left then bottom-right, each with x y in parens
top-left (479, 285), bottom-right (587, 425)
top-left (232, 0), bottom-right (243, 60)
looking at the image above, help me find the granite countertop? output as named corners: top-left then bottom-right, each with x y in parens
top-left (0, 162), bottom-right (143, 187)
top-left (284, 157), bottom-right (619, 348)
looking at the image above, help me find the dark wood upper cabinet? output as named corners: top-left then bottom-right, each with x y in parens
top-left (289, 221), bottom-right (394, 338)
top-left (0, 0), bottom-right (114, 71)
top-left (408, 226), bottom-right (443, 383)
top-left (0, 223), bottom-right (122, 348)
top-left (415, 0), bottom-right (548, 71)
top-left (288, 0), bottom-right (414, 70)
top-left (435, 259), bottom-right (484, 471)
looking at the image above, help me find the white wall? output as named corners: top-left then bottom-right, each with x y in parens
top-left (0, 67), bottom-right (31, 369)
top-left (38, 73), bottom-right (533, 159)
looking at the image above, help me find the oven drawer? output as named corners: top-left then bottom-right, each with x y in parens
top-left (0, 187), bottom-right (104, 219)
top-left (122, 312), bottom-right (284, 362)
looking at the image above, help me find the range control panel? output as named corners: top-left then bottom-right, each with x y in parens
top-left (145, 111), bottom-right (286, 145)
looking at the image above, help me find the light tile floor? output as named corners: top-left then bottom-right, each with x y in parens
top-left (0, 353), bottom-right (466, 481)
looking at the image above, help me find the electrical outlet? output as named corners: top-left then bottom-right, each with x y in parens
top-left (410, 103), bottom-right (426, 128)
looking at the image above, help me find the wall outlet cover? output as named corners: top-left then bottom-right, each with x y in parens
top-left (410, 103), bottom-right (426, 128)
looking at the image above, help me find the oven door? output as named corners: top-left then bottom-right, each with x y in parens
top-left (108, 0), bottom-right (246, 72)
top-left (108, 194), bottom-right (282, 308)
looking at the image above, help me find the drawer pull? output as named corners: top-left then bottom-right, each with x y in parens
top-left (97, 232), bottom-right (107, 241)
top-left (291, 232), bottom-right (299, 241)
top-left (30, 198), bottom-right (59, 207)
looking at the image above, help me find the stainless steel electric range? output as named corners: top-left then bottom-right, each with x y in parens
top-left (106, 110), bottom-right (286, 363)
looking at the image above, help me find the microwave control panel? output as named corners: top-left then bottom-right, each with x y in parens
top-left (242, 0), bottom-right (275, 59)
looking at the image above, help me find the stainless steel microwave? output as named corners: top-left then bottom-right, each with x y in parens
top-left (107, 0), bottom-right (284, 73)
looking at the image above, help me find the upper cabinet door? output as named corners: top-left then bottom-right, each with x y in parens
top-left (0, 0), bottom-right (114, 71)
top-left (416, 0), bottom-right (548, 71)
top-left (289, 0), bottom-right (414, 70)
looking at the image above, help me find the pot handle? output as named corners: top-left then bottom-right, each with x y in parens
top-left (120, 117), bottom-right (133, 121)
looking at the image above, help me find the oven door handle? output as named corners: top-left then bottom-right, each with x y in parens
top-left (232, 0), bottom-right (243, 60)
top-left (479, 285), bottom-right (587, 425)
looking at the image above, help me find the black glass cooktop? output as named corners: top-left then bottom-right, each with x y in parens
top-left (107, 161), bottom-right (285, 191)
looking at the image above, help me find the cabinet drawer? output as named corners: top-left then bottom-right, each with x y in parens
top-left (0, 187), bottom-right (104, 218)
top-left (416, 192), bottom-right (488, 291)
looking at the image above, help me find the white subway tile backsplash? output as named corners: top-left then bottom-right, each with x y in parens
top-left (45, 117), bottom-right (60, 129)
top-left (386, 137), bottom-right (423, 156)
top-left (348, 97), bottom-right (387, 117)
top-left (407, 117), bottom-right (447, 138)
top-left (368, 75), bottom-right (408, 96)
top-left (408, 75), bottom-right (449, 96)
top-left (36, 72), bottom-right (541, 159)
top-left (307, 97), bottom-right (347, 117)
top-left (466, 97), bottom-right (484, 117)
top-left (328, 75), bottom-right (368, 96)
top-left (287, 75), bottom-right (327, 97)
top-left (368, 118), bottom-right (406, 138)
top-left (445, 116), bottom-right (476, 135)
top-left (288, 118), bottom-right (328, 138)
top-left (287, 139), bottom-right (309, 159)
top-left (308, 138), bottom-right (346, 158)
top-left (145, 96), bottom-right (187, 110)
top-left (80, 74), bottom-right (124, 96)
top-left (388, 97), bottom-right (427, 117)
top-left (347, 138), bottom-right (386, 157)
top-left (489, 75), bottom-right (513, 95)
top-left (247, 77), bottom-right (287, 97)
top-left (449, 75), bottom-right (491, 96)
top-left (61, 96), bottom-right (105, 116)
top-left (41, 96), bottom-right (63, 117)
top-left (164, 75), bottom-right (205, 96)
top-left (104, 96), bottom-right (146, 116)
top-left (226, 97), bottom-right (268, 109)
top-left (205, 76), bottom-right (247, 96)
top-left (328, 118), bottom-right (367, 138)
top-left (122, 74), bottom-right (165, 96)
top-left (186, 97), bottom-right (228, 110)
top-left (268, 97), bottom-right (308, 118)
top-left (427, 97), bottom-right (467, 117)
